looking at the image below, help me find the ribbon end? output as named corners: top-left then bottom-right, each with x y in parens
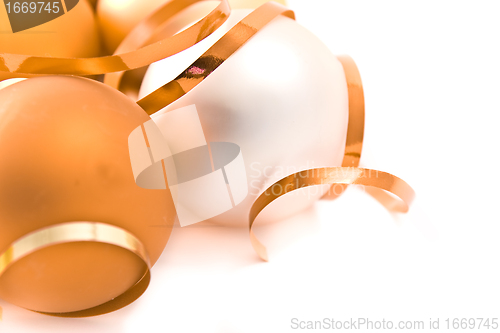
top-left (250, 230), bottom-right (269, 262)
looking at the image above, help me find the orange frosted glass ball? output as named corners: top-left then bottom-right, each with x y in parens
top-left (0, 76), bottom-right (175, 314)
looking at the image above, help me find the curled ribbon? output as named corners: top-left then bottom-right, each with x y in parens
top-left (0, 0), bottom-right (231, 76)
top-left (250, 168), bottom-right (415, 261)
top-left (134, 2), bottom-right (295, 114)
top-left (249, 54), bottom-right (415, 261)
top-left (0, 0), bottom-right (416, 315)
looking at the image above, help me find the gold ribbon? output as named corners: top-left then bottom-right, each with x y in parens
top-left (0, 222), bottom-right (151, 317)
top-left (135, 2), bottom-right (295, 114)
top-left (249, 168), bottom-right (416, 261)
top-left (321, 55), bottom-right (365, 201)
top-left (0, 0), bottom-right (417, 313)
top-left (248, 54), bottom-right (414, 261)
top-left (0, 0), bottom-right (231, 76)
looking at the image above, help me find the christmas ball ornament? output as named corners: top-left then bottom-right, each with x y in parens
top-left (0, 76), bottom-right (175, 315)
top-left (138, 9), bottom-right (351, 227)
top-left (86, 0), bottom-right (98, 8)
top-left (0, 0), bottom-right (101, 82)
top-left (97, 0), bottom-right (286, 54)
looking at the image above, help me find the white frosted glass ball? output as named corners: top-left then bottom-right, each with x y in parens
top-left (139, 9), bottom-right (349, 227)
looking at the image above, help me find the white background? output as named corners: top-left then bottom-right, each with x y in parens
top-left (1, 0), bottom-right (500, 332)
